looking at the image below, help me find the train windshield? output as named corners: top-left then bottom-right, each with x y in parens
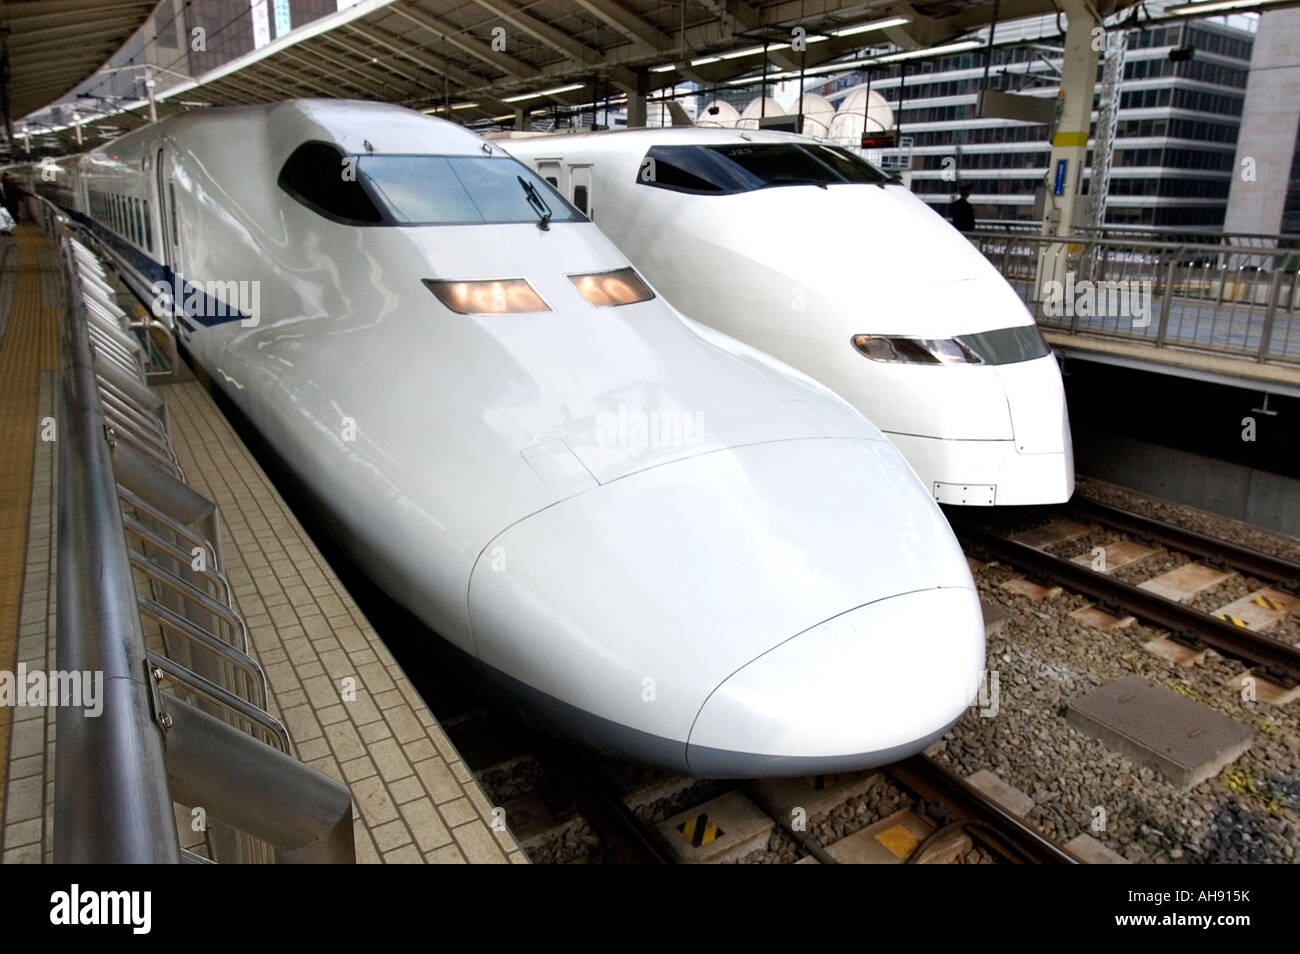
top-left (278, 142), bottom-right (583, 226)
top-left (638, 143), bottom-right (891, 194)
top-left (357, 155), bottom-right (585, 226)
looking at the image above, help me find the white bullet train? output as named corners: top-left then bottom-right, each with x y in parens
top-left (34, 100), bottom-right (985, 776)
top-left (505, 128), bottom-right (1075, 507)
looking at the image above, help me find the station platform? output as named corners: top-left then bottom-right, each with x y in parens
top-left (1045, 330), bottom-right (1300, 400)
top-left (0, 228), bottom-right (525, 864)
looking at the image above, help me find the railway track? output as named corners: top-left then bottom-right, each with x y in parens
top-left (451, 703), bottom-right (1081, 864)
top-left (1062, 498), bottom-right (1300, 591)
top-left (882, 757), bottom-right (1079, 864)
top-left (948, 498), bottom-right (1300, 688)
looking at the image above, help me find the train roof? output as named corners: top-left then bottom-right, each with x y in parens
top-left (82, 99), bottom-right (489, 167)
top-left (503, 126), bottom-right (823, 154)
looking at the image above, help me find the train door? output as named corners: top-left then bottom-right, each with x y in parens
top-left (536, 160), bottom-right (562, 190)
top-left (155, 148), bottom-right (181, 276)
top-left (568, 164), bottom-right (592, 220)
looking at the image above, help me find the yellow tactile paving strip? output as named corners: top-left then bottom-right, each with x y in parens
top-left (159, 380), bottom-right (525, 864)
top-left (0, 230), bottom-right (58, 827)
top-left (1, 370), bottom-right (57, 862)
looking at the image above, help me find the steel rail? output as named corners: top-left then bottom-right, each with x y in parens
top-left (530, 738), bottom-right (669, 865)
top-left (884, 757), bottom-right (1079, 864)
top-left (951, 519), bottom-right (1300, 684)
top-left (1066, 497), bottom-right (1300, 588)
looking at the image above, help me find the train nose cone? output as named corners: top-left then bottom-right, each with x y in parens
top-left (685, 587), bottom-right (986, 777)
top-left (468, 436), bottom-right (983, 774)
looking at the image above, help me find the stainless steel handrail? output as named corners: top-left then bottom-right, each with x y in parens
top-left (147, 651), bottom-right (291, 751)
top-left (970, 220), bottom-right (1300, 247)
top-left (51, 221), bottom-right (182, 864)
top-left (136, 595), bottom-right (267, 708)
top-left (123, 513), bottom-right (233, 603)
top-left (969, 230), bottom-right (1300, 368)
top-left (128, 550), bottom-right (248, 651)
top-left (118, 484), bottom-right (216, 564)
top-left (40, 203), bottom-right (355, 864)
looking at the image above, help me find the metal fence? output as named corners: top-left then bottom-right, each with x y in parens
top-left (969, 231), bottom-right (1300, 366)
top-left (33, 200), bottom-right (356, 864)
top-left (972, 220), bottom-right (1300, 251)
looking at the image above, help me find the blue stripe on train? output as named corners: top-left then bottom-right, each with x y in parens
top-left (60, 203), bottom-right (250, 329)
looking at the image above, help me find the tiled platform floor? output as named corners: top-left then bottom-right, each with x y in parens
top-left (153, 378), bottom-right (525, 864)
top-left (0, 229), bottom-right (59, 863)
top-left (0, 227), bottom-right (525, 863)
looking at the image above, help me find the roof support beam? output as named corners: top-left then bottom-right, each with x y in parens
top-left (314, 33), bottom-right (429, 96)
top-left (271, 50), bottom-right (379, 98)
top-left (4, 0), bottom-right (152, 19)
top-left (332, 22), bottom-right (513, 114)
top-left (201, 72), bottom-right (279, 104)
top-left (387, 5), bottom-right (537, 80)
top-left (342, 21), bottom-right (492, 91)
top-left (471, 0), bottom-right (602, 67)
top-left (572, 0), bottom-right (673, 55)
top-left (17, 15), bottom-right (155, 45)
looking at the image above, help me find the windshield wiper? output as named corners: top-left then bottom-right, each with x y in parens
top-left (517, 175), bottom-right (552, 231)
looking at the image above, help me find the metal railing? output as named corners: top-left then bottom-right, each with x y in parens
top-left (969, 231), bottom-right (1300, 367)
top-left (970, 219), bottom-right (1300, 251)
top-left (38, 202), bottom-right (356, 864)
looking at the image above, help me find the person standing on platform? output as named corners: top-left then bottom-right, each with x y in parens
top-left (950, 185), bottom-right (975, 233)
top-left (0, 172), bottom-right (20, 226)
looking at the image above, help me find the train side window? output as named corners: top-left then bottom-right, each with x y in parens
top-left (169, 184), bottom-right (180, 259)
top-left (143, 200), bottom-right (152, 252)
top-left (278, 141), bottom-right (385, 224)
top-left (572, 185), bottom-right (588, 214)
top-left (635, 145), bottom-right (755, 194)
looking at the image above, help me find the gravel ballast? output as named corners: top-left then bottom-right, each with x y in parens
top-left (929, 484), bottom-right (1300, 863)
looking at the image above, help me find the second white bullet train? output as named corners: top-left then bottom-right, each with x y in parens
top-left (505, 127), bottom-right (1075, 507)
top-left (33, 100), bottom-right (986, 776)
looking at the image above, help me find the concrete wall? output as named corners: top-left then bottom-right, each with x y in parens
top-left (1224, 9), bottom-right (1300, 235)
top-left (1075, 432), bottom-right (1300, 537)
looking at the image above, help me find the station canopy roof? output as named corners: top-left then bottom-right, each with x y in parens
top-left (1, 0), bottom-right (160, 123)
top-left (19, 0), bottom-right (1146, 149)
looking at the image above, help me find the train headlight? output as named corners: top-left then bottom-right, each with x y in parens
top-left (852, 334), bottom-right (982, 365)
top-left (424, 278), bottom-right (550, 314)
top-left (568, 267), bottom-right (655, 307)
